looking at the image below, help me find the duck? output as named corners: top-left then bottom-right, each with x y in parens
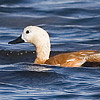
top-left (8, 26), bottom-right (100, 67)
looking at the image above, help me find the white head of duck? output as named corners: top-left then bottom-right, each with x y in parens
top-left (9, 26), bottom-right (51, 64)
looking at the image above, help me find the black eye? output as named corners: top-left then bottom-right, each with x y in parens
top-left (26, 30), bottom-right (29, 34)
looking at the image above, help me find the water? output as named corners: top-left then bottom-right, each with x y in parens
top-left (0, 0), bottom-right (100, 100)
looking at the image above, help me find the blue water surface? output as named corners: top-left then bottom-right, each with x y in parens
top-left (0, 0), bottom-right (100, 100)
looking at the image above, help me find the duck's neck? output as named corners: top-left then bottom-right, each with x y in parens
top-left (34, 44), bottom-right (51, 64)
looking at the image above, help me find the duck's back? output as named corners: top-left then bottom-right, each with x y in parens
top-left (45, 50), bottom-right (99, 67)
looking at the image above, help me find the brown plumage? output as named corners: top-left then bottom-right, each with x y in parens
top-left (45, 50), bottom-right (100, 67)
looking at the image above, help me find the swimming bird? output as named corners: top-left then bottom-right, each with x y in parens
top-left (8, 26), bottom-right (100, 67)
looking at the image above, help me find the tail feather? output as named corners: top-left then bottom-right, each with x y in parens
top-left (86, 53), bottom-right (100, 62)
